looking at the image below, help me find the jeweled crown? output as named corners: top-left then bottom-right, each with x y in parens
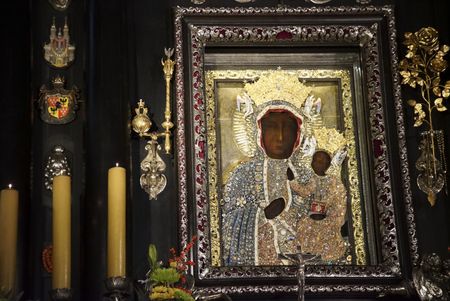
top-left (52, 76), bottom-right (65, 86)
top-left (313, 127), bottom-right (346, 154)
top-left (244, 69), bottom-right (311, 108)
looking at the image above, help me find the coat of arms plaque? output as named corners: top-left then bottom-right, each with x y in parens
top-left (39, 76), bottom-right (80, 124)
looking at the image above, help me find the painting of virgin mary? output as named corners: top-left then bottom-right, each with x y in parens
top-left (220, 70), bottom-right (350, 266)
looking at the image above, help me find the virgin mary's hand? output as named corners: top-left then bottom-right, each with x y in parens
top-left (264, 197), bottom-right (285, 219)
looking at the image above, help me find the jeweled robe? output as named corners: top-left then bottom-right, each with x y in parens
top-left (221, 154), bottom-right (310, 266)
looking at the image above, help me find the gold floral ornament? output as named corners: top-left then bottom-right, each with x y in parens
top-left (399, 27), bottom-right (448, 205)
top-left (400, 27), bottom-right (449, 125)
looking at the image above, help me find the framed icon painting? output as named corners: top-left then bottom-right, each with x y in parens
top-left (174, 5), bottom-right (418, 298)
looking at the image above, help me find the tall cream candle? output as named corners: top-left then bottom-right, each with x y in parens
top-left (107, 164), bottom-right (126, 278)
top-left (52, 175), bottom-right (71, 289)
top-left (0, 185), bottom-right (19, 295)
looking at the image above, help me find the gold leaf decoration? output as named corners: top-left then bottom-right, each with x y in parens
top-left (400, 71), bottom-right (418, 88)
top-left (435, 98), bottom-right (447, 112)
top-left (413, 103), bottom-right (426, 127)
top-left (232, 110), bottom-right (257, 157)
top-left (432, 86), bottom-right (441, 97)
top-left (407, 99), bottom-right (417, 107)
top-left (432, 76), bottom-right (440, 87)
top-left (430, 56), bottom-right (447, 72)
top-left (445, 80), bottom-right (450, 89)
top-left (400, 26), bottom-right (448, 130)
top-left (442, 89), bottom-right (450, 98)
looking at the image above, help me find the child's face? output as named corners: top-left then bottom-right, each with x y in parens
top-left (311, 151), bottom-right (331, 176)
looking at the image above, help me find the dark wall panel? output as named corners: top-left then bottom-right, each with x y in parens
top-left (28, 0), bottom-right (86, 299)
top-left (0, 2), bottom-right (31, 296)
top-left (394, 0), bottom-right (450, 258)
top-left (83, 0), bottom-right (131, 299)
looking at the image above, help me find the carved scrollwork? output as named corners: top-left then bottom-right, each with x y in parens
top-left (140, 140), bottom-right (167, 200)
top-left (189, 0), bottom-right (372, 5)
top-left (44, 145), bottom-right (71, 191)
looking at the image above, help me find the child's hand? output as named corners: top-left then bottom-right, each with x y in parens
top-left (287, 167), bottom-right (295, 181)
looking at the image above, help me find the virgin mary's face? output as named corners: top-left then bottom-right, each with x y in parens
top-left (260, 111), bottom-right (299, 159)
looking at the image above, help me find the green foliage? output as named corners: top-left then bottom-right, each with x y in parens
top-left (148, 244), bottom-right (158, 270)
top-left (173, 288), bottom-right (195, 301)
top-left (150, 267), bottom-right (180, 285)
top-left (145, 241), bottom-right (196, 301)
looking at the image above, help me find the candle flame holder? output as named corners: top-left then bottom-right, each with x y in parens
top-left (131, 48), bottom-right (174, 200)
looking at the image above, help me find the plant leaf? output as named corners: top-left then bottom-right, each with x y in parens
top-left (445, 80), bottom-right (450, 89)
top-left (150, 267), bottom-right (180, 285)
top-left (148, 244), bottom-right (158, 269)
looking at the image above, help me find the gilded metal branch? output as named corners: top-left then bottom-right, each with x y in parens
top-left (399, 27), bottom-right (448, 205)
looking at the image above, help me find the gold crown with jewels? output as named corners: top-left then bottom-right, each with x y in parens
top-left (52, 76), bottom-right (65, 86)
top-left (313, 127), bottom-right (347, 154)
top-left (244, 69), bottom-right (311, 108)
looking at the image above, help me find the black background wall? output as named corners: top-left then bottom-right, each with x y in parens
top-left (0, 0), bottom-right (449, 300)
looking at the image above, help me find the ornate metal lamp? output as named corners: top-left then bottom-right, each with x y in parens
top-left (131, 48), bottom-right (175, 200)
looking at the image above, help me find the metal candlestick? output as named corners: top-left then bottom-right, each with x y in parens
top-left (104, 276), bottom-right (130, 301)
top-left (50, 288), bottom-right (72, 301)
